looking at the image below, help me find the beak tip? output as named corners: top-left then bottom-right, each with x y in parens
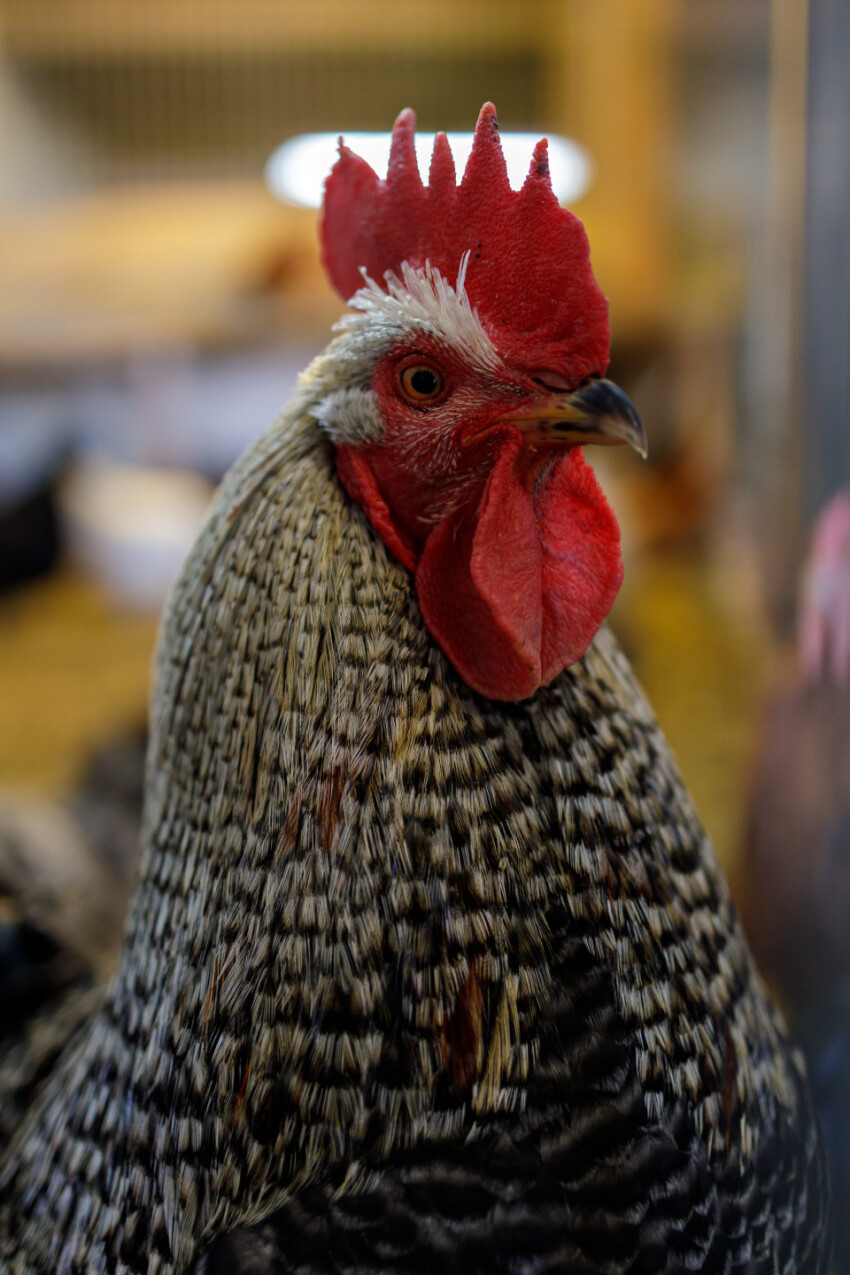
top-left (566, 376), bottom-right (647, 460)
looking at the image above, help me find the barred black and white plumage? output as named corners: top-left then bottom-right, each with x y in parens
top-left (0, 413), bottom-right (828, 1273)
top-left (0, 106), bottom-right (830, 1273)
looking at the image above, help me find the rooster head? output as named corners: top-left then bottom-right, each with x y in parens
top-left (309, 103), bottom-right (645, 701)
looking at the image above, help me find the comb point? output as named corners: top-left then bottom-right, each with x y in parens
top-left (462, 102), bottom-right (507, 189)
top-left (321, 144), bottom-right (383, 298)
top-left (525, 138), bottom-right (551, 187)
top-left (477, 101), bottom-right (500, 132)
top-left (387, 107), bottom-right (422, 191)
top-left (429, 131), bottom-right (456, 195)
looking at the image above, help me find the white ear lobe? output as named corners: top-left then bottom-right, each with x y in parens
top-left (313, 386), bottom-right (385, 445)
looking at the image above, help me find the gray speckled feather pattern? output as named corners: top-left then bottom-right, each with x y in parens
top-left (0, 409), bottom-right (828, 1273)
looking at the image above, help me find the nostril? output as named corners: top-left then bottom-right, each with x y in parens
top-left (532, 372), bottom-right (597, 394)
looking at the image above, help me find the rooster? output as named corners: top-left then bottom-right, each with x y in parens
top-left (0, 105), bottom-right (828, 1274)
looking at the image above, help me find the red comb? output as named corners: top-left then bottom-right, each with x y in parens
top-left (321, 103), bottom-right (610, 384)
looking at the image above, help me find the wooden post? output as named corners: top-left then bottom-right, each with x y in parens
top-left (752, 0), bottom-right (809, 630)
top-left (542, 0), bottom-right (675, 339)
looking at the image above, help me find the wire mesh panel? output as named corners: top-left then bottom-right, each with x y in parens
top-left (0, 0), bottom-right (553, 183)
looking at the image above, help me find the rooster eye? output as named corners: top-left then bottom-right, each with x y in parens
top-left (398, 363), bottom-right (445, 402)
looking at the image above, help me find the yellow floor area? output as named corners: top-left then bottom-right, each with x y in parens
top-left (0, 569), bottom-right (159, 797)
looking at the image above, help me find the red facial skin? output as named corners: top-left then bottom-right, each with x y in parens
top-left (335, 337), bottom-right (622, 701)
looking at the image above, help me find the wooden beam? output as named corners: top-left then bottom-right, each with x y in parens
top-left (0, 0), bottom-right (546, 56)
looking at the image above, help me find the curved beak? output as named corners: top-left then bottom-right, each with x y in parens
top-left (502, 376), bottom-right (647, 459)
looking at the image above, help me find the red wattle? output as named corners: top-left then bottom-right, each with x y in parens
top-left (335, 437), bottom-right (622, 702)
top-left (536, 449), bottom-right (624, 681)
top-left (416, 505), bottom-right (542, 700)
top-left (335, 445), bottom-right (418, 572)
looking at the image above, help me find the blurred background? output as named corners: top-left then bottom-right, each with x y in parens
top-left (0, 0), bottom-right (849, 1039)
top-left (1, 0), bottom-right (850, 1247)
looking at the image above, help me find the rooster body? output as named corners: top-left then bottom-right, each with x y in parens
top-left (0, 108), bottom-right (828, 1273)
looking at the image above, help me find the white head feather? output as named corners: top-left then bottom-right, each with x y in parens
top-left (346, 254), bottom-right (502, 376)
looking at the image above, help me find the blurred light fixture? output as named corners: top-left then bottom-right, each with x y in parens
top-left (266, 131), bottom-right (592, 209)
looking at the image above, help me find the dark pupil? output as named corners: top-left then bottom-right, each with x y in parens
top-left (410, 368), bottom-right (438, 396)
